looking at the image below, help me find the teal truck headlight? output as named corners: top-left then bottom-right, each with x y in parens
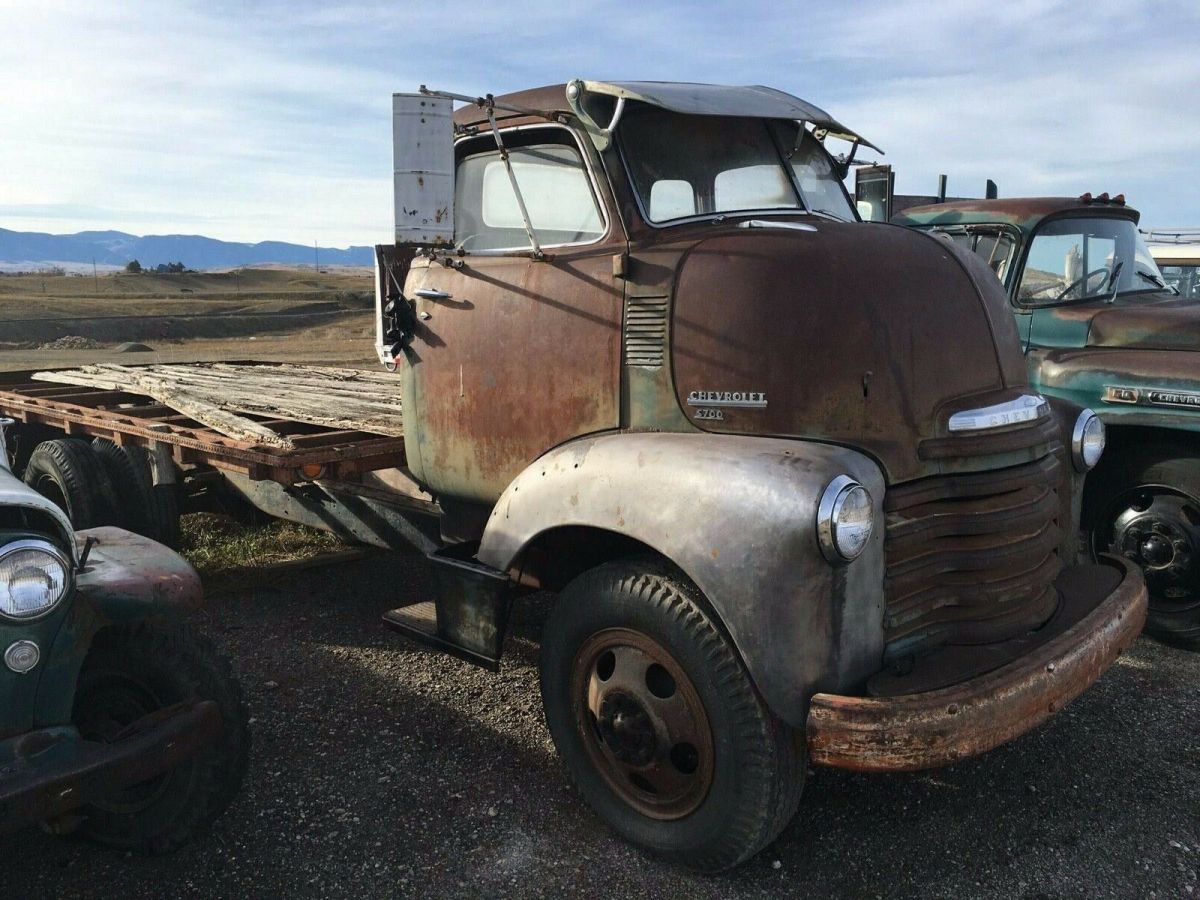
top-left (817, 475), bottom-right (874, 563)
top-left (0, 539), bottom-right (71, 621)
top-left (1072, 409), bottom-right (1105, 472)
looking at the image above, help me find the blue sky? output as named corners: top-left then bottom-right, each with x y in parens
top-left (1, 0), bottom-right (1197, 246)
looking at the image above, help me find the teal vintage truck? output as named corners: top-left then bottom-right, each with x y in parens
top-left (896, 196), bottom-right (1199, 647)
top-left (0, 419), bottom-right (248, 849)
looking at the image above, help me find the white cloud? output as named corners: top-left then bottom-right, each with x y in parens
top-left (0, 0), bottom-right (1197, 242)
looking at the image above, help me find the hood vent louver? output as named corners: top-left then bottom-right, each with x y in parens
top-left (624, 295), bottom-right (668, 367)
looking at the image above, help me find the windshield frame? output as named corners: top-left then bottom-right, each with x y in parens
top-left (1011, 211), bottom-right (1169, 310)
top-left (919, 223), bottom-right (1023, 288)
top-left (614, 109), bottom-right (858, 229)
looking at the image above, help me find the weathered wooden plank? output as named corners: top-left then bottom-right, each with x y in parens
top-left (31, 363), bottom-right (405, 447)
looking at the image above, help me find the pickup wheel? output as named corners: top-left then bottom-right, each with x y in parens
top-left (71, 623), bottom-right (250, 853)
top-left (539, 561), bottom-right (803, 871)
top-left (1085, 450), bottom-right (1200, 648)
top-left (22, 438), bottom-right (117, 529)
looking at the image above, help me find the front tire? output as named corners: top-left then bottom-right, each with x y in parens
top-left (1085, 448), bottom-right (1200, 649)
top-left (539, 561), bottom-right (803, 871)
top-left (71, 623), bottom-right (250, 852)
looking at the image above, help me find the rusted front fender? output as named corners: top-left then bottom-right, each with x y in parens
top-left (806, 556), bottom-right (1147, 772)
top-left (74, 526), bottom-right (202, 616)
top-left (32, 527), bottom-right (203, 730)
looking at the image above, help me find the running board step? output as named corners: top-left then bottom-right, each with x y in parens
top-left (382, 544), bottom-right (512, 672)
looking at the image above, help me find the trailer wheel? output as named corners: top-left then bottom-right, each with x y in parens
top-left (539, 560), bottom-right (804, 871)
top-left (22, 439), bottom-right (117, 529)
top-left (1085, 449), bottom-right (1200, 649)
top-left (92, 439), bottom-right (182, 547)
top-left (71, 623), bottom-right (249, 853)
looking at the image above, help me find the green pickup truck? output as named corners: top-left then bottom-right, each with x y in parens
top-left (897, 196), bottom-right (1200, 647)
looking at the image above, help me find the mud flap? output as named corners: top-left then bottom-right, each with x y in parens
top-left (382, 543), bottom-right (513, 671)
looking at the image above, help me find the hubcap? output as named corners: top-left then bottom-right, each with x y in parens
top-left (571, 628), bottom-right (714, 820)
top-left (1100, 486), bottom-right (1200, 611)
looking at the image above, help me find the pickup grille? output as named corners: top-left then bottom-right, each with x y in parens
top-left (883, 451), bottom-right (1065, 659)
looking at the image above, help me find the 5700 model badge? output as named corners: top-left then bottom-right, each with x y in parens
top-left (686, 390), bottom-right (768, 421)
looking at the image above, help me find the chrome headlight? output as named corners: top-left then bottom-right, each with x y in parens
top-left (0, 539), bottom-right (72, 621)
top-left (1071, 409), bottom-right (1105, 472)
top-left (817, 475), bottom-right (874, 563)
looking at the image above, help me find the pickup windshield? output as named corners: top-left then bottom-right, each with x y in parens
top-left (1017, 217), bottom-right (1166, 305)
top-left (620, 108), bottom-right (855, 224)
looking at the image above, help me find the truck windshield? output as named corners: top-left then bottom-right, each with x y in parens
top-left (1018, 217), bottom-right (1166, 305)
top-left (620, 108), bottom-right (855, 224)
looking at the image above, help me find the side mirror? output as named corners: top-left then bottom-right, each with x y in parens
top-left (854, 164), bottom-right (894, 223)
top-left (393, 93), bottom-right (455, 245)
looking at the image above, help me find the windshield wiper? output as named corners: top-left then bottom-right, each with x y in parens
top-left (1136, 269), bottom-right (1168, 289)
top-left (1105, 260), bottom-right (1124, 303)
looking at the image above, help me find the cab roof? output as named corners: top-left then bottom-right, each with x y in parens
top-left (894, 197), bottom-right (1141, 232)
top-left (453, 80), bottom-right (877, 150)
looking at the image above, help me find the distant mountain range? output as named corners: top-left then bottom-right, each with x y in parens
top-left (0, 228), bottom-right (375, 270)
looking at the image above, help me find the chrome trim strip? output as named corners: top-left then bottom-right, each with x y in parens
top-left (947, 394), bottom-right (1049, 433)
top-left (737, 220), bottom-right (818, 232)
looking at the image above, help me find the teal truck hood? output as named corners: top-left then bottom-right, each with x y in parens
top-left (1088, 297), bottom-right (1200, 352)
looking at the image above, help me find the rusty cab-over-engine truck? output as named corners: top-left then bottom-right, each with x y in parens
top-left (374, 81), bottom-right (1146, 870)
top-left (897, 196), bottom-right (1200, 648)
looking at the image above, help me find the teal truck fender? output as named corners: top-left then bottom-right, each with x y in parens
top-left (476, 432), bottom-right (887, 727)
top-left (33, 527), bottom-right (203, 728)
top-left (1031, 346), bottom-right (1200, 433)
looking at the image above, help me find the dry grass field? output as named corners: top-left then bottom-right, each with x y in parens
top-left (0, 265), bottom-right (379, 570)
top-left (0, 266), bottom-right (378, 371)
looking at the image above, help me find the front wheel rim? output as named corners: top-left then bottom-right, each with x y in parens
top-left (570, 628), bottom-right (714, 821)
top-left (1097, 484), bottom-right (1200, 613)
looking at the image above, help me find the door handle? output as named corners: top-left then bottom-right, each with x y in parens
top-left (414, 288), bottom-right (453, 300)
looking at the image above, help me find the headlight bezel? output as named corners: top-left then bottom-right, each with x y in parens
top-left (0, 537), bottom-right (74, 623)
top-left (816, 475), bottom-right (875, 564)
top-left (1071, 409), bottom-right (1105, 472)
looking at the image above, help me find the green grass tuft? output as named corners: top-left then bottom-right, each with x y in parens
top-left (180, 512), bottom-right (348, 579)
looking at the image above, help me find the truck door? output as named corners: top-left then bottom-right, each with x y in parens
top-left (402, 125), bottom-right (624, 506)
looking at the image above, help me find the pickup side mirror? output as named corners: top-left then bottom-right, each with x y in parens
top-left (393, 93), bottom-right (455, 246)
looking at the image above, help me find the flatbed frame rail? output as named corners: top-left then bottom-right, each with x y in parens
top-left (0, 369), bottom-right (406, 484)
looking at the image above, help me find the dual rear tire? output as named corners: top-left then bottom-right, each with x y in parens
top-left (20, 437), bottom-right (180, 546)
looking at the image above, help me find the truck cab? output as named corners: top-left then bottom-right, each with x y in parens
top-left (377, 82), bottom-right (1146, 870)
top-left (897, 196), bottom-right (1200, 648)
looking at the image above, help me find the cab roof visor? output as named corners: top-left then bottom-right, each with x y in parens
top-left (565, 79), bottom-right (880, 153)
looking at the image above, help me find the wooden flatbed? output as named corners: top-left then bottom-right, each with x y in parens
top-left (0, 366), bottom-right (407, 485)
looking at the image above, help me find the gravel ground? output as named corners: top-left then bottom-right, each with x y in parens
top-left (8, 551), bottom-right (1199, 898)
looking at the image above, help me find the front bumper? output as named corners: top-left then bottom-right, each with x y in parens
top-left (806, 556), bottom-right (1147, 772)
top-left (0, 700), bottom-right (221, 834)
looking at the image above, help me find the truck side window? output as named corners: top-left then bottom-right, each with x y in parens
top-left (455, 137), bottom-right (605, 252)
